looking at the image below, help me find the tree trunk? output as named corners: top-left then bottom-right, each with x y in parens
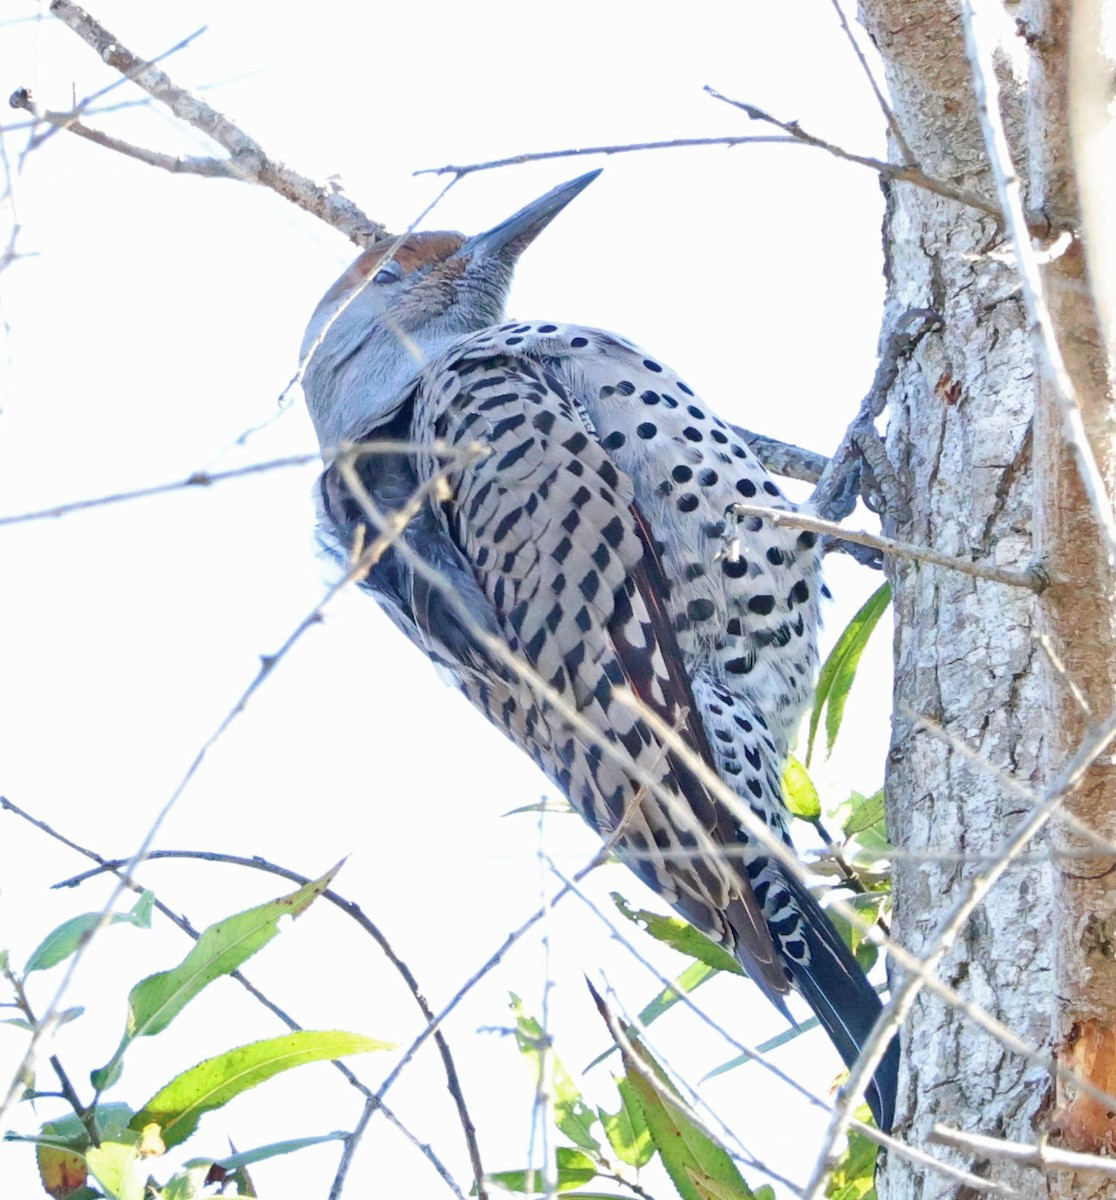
top-left (854, 1), bottom-right (1116, 1195)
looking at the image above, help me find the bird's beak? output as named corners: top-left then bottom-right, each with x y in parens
top-left (458, 169), bottom-right (602, 264)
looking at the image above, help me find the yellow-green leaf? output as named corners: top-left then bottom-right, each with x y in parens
top-left (783, 755), bottom-right (821, 820)
top-left (485, 1147), bottom-right (598, 1193)
top-left (509, 996), bottom-right (599, 1152)
top-left (130, 1030), bottom-right (391, 1149)
top-left (611, 895), bottom-right (742, 975)
top-left (600, 1076), bottom-right (653, 1168)
top-left (93, 865), bottom-right (340, 1090)
top-left (25, 892), bottom-right (154, 975)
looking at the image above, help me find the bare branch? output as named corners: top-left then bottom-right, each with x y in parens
top-left (414, 135), bottom-right (797, 178)
top-left (704, 86), bottom-right (1078, 237)
top-left (929, 1124), bottom-right (1116, 1178)
top-left (731, 428), bottom-right (830, 483)
top-left (730, 502), bottom-right (1048, 591)
top-left (45, 0), bottom-right (385, 246)
top-left (825, 0), bottom-right (915, 165)
top-left (0, 454), bottom-right (319, 527)
top-left (10, 91), bottom-right (239, 178)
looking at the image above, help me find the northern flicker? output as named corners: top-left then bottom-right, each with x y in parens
top-left (301, 171), bottom-right (899, 1130)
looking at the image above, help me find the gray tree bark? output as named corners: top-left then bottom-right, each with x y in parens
top-left (853, 1), bottom-right (1116, 1196)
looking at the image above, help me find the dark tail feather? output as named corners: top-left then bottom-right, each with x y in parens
top-left (775, 868), bottom-right (899, 1132)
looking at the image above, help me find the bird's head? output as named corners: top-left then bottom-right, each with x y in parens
top-left (301, 170), bottom-right (601, 449)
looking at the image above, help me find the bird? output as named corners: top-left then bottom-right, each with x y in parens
top-left (299, 170), bottom-right (899, 1131)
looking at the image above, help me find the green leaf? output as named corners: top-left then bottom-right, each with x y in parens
top-left (510, 996), bottom-right (599, 1151)
top-left (600, 1077), bottom-right (653, 1168)
top-left (183, 1131), bottom-right (347, 1172)
top-left (92, 865), bottom-right (341, 1090)
top-left (611, 895), bottom-right (743, 975)
top-left (703, 1018), bottom-right (821, 1080)
top-left (620, 1036), bottom-right (757, 1200)
top-left (806, 583), bottom-right (890, 764)
top-left (25, 891), bottom-right (155, 975)
top-left (485, 1147), bottom-right (597, 1193)
top-left (635, 960), bottom-right (719, 1030)
top-left (825, 1105), bottom-right (879, 1199)
top-left (782, 754), bottom-right (821, 820)
top-left (86, 1138), bottom-right (144, 1200)
top-left (158, 1165), bottom-right (213, 1200)
top-left (841, 790), bottom-right (885, 838)
top-left (130, 1030), bottom-right (391, 1149)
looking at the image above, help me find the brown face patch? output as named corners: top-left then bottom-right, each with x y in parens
top-left (321, 231), bottom-right (466, 306)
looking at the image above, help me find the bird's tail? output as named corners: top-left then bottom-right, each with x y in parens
top-left (748, 863), bottom-right (899, 1132)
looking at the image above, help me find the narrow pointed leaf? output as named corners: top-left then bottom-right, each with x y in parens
top-left (782, 754), bottom-right (821, 820)
top-left (93, 865), bottom-right (341, 1089)
top-left (635, 961), bottom-right (719, 1026)
top-left (130, 1030), bottom-right (391, 1149)
top-left (25, 891), bottom-right (154, 975)
top-left (611, 895), bottom-right (742, 975)
top-left (586, 961), bottom-right (717, 1070)
top-left (183, 1130), bottom-right (347, 1172)
top-left (509, 996), bottom-right (599, 1151)
top-left (806, 583), bottom-right (890, 764)
top-left (703, 1018), bottom-right (821, 1080)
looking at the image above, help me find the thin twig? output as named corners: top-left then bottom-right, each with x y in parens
top-left (904, 710), bottom-right (1116, 890)
top-left (704, 86), bottom-right (1077, 236)
top-left (0, 454), bottom-right (319, 527)
top-left (549, 861), bottom-right (830, 1117)
top-left (13, 97), bottom-right (241, 177)
top-left (414, 136), bottom-right (797, 177)
top-left (1035, 633), bottom-right (1093, 719)
top-left (46, 0), bottom-right (384, 246)
top-left (958, 0), bottom-right (1116, 566)
top-left (929, 1124), bottom-right (1116, 1178)
top-left (730, 502), bottom-right (1048, 591)
top-left (825, 0), bottom-right (915, 164)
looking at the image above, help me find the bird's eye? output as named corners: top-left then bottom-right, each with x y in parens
top-left (372, 259), bottom-right (403, 285)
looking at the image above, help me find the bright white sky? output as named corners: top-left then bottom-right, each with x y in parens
top-left (1, 3), bottom-right (893, 1196)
